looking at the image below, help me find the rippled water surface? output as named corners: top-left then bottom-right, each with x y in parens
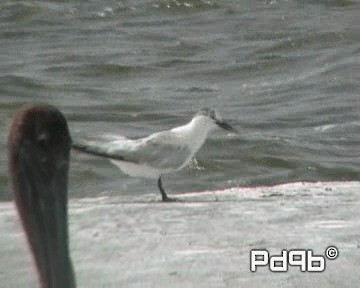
top-left (1, 0), bottom-right (359, 200)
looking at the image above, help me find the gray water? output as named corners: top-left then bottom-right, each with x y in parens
top-left (1, 0), bottom-right (359, 201)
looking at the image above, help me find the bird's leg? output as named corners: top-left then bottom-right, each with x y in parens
top-left (158, 176), bottom-right (169, 201)
top-left (157, 176), bottom-right (180, 202)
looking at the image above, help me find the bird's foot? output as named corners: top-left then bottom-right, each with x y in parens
top-left (162, 195), bottom-right (181, 202)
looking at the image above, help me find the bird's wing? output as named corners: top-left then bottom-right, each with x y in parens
top-left (72, 132), bottom-right (191, 170)
top-left (126, 132), bottom-right (191, 170)
top-left (72, 140), bottom-right (127, 161)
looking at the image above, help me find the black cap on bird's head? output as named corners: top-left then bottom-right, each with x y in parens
top-left (195, 107), bottom-right (237, 132)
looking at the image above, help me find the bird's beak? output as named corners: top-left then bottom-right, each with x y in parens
top-left (11, 143), bottom-right (75, 288)
top-left (215, 119), bottom-right (237, 133)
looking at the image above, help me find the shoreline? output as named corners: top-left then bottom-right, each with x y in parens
top-left (1, 181), bottom-right (359, 287)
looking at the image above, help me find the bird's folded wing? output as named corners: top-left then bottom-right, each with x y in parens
top-left (72, 141), bottom-right (128, 162)
top-left (72, 133), bottom-right (191, 170)
top-left (127, 137), bottom-right (191, 170)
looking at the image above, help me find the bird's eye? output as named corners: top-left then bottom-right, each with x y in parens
top-left (37, 133), bottom-right (49, 151)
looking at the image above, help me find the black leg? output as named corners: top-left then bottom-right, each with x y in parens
top-left (157, 176), bottom-right (179, 202)
top-left (157, 176), bottom-right (168, 201)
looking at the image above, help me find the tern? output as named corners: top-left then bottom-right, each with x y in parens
top-left (8, 104), bottom-right (76, 288)
top-left (72, 108), bottom-right (236, 202)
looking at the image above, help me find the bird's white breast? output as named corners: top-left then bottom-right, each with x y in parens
top-left (110, 160), bottom-right (162, 179)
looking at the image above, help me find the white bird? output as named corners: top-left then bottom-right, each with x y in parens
top-left (72, 108), bottom-right (236, 201)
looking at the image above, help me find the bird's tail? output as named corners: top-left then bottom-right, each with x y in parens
top-left (72, 142), bottom-right (125, 161)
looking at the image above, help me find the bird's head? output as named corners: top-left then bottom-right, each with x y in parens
top-left (194, 107), bottom-right (237, 133)
top-left (8, 105), bottom-right (72, 177)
